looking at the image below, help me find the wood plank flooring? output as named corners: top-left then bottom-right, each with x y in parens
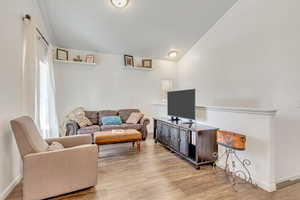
top-left (6, 135), bottom-right (300, 200)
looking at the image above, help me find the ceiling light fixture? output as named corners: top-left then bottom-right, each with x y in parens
top-left (111, 0), bottom-right (129, 8)
top-left (168, 50), bottom-right (178, 58)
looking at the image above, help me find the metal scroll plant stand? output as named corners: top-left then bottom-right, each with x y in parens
top-left (213, 148), bottom-right (253, 189)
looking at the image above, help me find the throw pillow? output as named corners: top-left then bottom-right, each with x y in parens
top-left (101, 116), bottom-right (122, 125)
top-left (126, 112), bottom-right (144, 124)
top-left (48, 142), bottom-right (64, 151)
top-left (73, 115), bottom-right (93, 128)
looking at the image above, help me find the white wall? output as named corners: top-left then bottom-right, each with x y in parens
top-left (0, 0), bottom-right (49, 199)
top-left (54, 51), bottom-right (177, 127)
top-left (177, 0), bottom-right (300, 184)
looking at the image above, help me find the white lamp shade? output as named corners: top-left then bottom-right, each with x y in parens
top-left (161, 80), bottom-right (173, 103)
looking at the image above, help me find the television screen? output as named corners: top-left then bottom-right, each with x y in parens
top-left (168, 89), bottom-right (195, 120)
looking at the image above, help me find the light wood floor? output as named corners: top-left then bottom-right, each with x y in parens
top-left (7, 135), bottom-right (300, 200)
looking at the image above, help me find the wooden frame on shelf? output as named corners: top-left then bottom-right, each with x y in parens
top-left (124, 55), bottom-right (134, 67)
top-left (86, 55), bottom-right (95, 64)
top-left (142, 59), bottom-right (152, 69)
top-left (56, 48), bottom-right (69, 61)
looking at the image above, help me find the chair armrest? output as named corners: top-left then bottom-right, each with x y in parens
top-left (66, 120), bottom-right (79, 136)
top-left (46, 135), bottom-right (93, 148)
top-left (23, 144), bottom-right (98, 200)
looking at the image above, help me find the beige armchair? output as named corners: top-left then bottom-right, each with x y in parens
top-left (10, 116), bottom-right (98, 200)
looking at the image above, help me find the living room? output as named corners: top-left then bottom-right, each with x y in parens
top-left (1, 0), bottom-right (300, 200)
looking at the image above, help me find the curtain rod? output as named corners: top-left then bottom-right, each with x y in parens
top-left (23, 14), bottom-right (50, 47)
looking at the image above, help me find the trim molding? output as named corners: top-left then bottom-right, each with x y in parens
top-left (0, 174), bottom-right (22, 200)
top-left (198, 106), bottom-right (277, 116)
top-left (276, 174), bottom-right (300, 184)
top-left (216, 163), bottom-right (276, 192)
top-left (152, 103), bottom-right (277, 116)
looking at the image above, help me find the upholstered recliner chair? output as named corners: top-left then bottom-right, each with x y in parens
top-left (10, 116), bottom-right (98, 200)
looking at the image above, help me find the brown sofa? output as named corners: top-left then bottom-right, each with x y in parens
top-left (10, 116), bottom-right (98, 200)
top-left (66, 109), bottom-right (150, 140)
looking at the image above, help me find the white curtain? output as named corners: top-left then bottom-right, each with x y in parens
top-left (22, 19), bottom-right (59, 138)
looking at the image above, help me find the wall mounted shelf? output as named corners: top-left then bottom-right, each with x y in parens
top-left (122, 66), bottom-right (153, 71)
top-left (54, 59), bottom-right (96, 66)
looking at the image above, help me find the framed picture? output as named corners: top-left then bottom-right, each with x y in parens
top-left (86, 55), bottom-right (95, 63)
top-left (56, 48), bottom-right (68, 61)
top-left (124, 55), bottom-right (134, 67)
top-left (142, 59), bottom-right (152, 68)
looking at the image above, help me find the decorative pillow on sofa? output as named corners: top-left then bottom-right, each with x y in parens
top-left (73, 115), bottom-right (93, 128)
top-left (126, 112), bottom-right (144, 124)
top-left (48, 142), bottom-right (64, 151)
top-left (101, 116), bottom-right (122, 125)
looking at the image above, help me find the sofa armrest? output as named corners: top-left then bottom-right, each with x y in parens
top-left (23, 144), bottom-right (98, 200)
top-left (140, 117), bottom-right (150, 126)
top-left (46, 134), bottom-right (93, 148)
top-left (66, 120), bottom-right (79, 136)
top-left (140, 117), bottom-right (150, 140)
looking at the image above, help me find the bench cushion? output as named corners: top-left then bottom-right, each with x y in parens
top-left (94, 129), bottom-right (142, 144)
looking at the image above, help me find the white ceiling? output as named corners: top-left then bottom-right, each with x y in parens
top-left (39, 0), bottom-right (238, 61)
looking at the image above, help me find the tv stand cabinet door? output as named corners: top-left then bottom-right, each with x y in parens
top-left (156, 121), bottom-right (163, 143)
top-left (169, 126), bottom-right (180, 151)
top-left (161, 123), bottom-right (170, 145)
top-left (179, 129), bottom-right (189, 156)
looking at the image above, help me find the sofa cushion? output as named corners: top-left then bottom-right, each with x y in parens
top-left (126, 112), bottom-right (144, 124)
top-left (101, 125), bottom-right (123, 131)
top-left (101, 123), bottom-right (142, 131)
top-left (118, 109), bottom-right (140, 123)
top-left (84, 111), bottom-right (98, 125)
top-left (101, 116), bottom-right (122, 125)
top-left (78, 125), bottom-right (101, 135)
top-left (73, 115), bottom-right (93, 128)
top-left (98, 110), bottom-right (118, 125)
top-left (121, 124), bottom-right (142, 130)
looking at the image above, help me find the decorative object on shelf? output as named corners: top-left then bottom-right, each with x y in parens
top-left (213, 130), bottom-right (253, 191)
top-left (86, 55), bottom-right (95, 63)
top-left (124, 55), bottom-right (134, 67)
top-left (73, 55), bottom-right (83, 62)
top-left (142, 59), bottom-right (152, 69)
top-left (56, 48), bottom-right (68, 61)
top-left (161, 80), bottom-right (173, 103)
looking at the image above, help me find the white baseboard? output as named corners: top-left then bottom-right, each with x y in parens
top-left (277, 174), bottom-right (300, 184)
top-left (0, 174), bottom-right (22, 200)
top-left (216, 163), bottom-right (276, 192)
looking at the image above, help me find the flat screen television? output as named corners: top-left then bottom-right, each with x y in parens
top-left (168, 89), bottom-right (195, 120)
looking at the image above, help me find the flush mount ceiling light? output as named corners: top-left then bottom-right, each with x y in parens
top-left (168, 50), bottom-right (178, 58)
top-left (111, 0), bottom-right (129, 8)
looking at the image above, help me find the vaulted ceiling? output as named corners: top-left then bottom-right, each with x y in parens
top-left (39, 0), bottom-right (238, 61)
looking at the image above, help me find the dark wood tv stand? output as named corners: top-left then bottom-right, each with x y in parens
top-left (153, 117), bottom-right (218, 169)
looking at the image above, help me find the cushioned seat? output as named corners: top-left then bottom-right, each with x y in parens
top-left (66, 109), bottom-right (150, 140)
top-left (78, 125), bottom-right (101, 134)
top-left (121, 123), bottom-right (142, 130)
top-left (10, 116), bottom-right (98, 200)
top-left (101, 124), bottom-right (142, 131)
